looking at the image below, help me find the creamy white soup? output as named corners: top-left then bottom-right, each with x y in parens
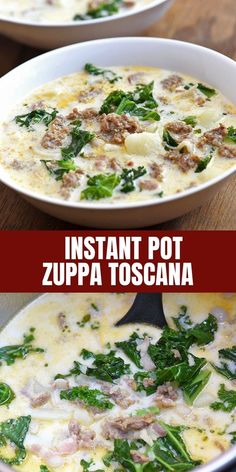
top-left (0, 0), bottom-right (146, 23)
top-left (0, 66), bottom-right (236, 205)
top-left (0, 292), bottom-right (236, 472)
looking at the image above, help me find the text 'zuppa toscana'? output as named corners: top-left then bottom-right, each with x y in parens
top-left (0, 292), bottom-right (236, 471)
top-left (0, 65), bottom-right (236, 204)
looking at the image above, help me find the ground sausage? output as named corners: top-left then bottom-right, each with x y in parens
top-left (31, 392), bottom-right (51, 408)
top-left (165, 149), bottom-right (200, 172)
top-left (128, 72), bottom-right (145, 85)
top-left (198, 124), bottom-right (227, 148)
top-left (218, 144), bottom-right (236, 158)
top-left (103, 414), bottom-right (155, 439)
top-left (165, 121), bottom-right (192, 142)
top-left (41, 116), bottom-right (69, 149)
top-left (131, 451), bottom-right (150, 463)
top-left (67, 107), bottom-right (98, 120)
top-left (155, 382), bottom-right (178, 408)
top-left (100, 113), bottom-right (143, 144)
top-left (139, 179), bottom-right (158, 191)
top-left (149, 162), bottom-right (163, 181)
top-left (161, 74), bottom-right (183, 92)
top-left (57, 312), bottom-right (67, 330)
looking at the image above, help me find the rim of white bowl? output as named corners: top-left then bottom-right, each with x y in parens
top-left (0, 0), bottom-right (170, 27)
top-left (0, 36), bottom-right (236, 211)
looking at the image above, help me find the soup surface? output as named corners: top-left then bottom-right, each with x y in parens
top-left (0, 66), bottom-right (236, 204)
top-left (0, 292), bottom-right (236, 471)
top-left (0, 0), bottom-right (146, 23)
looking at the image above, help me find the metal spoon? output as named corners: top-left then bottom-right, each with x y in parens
top-left (116, 293), bottom-right (167, 328)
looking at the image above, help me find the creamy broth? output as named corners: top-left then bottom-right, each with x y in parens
top-left (0, 0), bottom-right (147, 23)
top-left (0, 66), bottom-right (236, 205)
top-left (0, 293), bottom-right (236, 471)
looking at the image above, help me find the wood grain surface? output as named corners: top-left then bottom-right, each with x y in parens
top-left (0, 0), bottom-right (236, 230)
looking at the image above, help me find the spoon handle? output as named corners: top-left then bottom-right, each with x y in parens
top-left (116, 293), bottom-right (167, 327)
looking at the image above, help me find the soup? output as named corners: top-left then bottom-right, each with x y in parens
top-left (0, 0), bottom-right (147, 23)
top-left (0, 292), bottom-right (235, 471)
top-left (0, 65), bottom-right (236, 205)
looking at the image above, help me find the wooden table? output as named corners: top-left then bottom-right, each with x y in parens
top-left (0, 0), bottom-right (236, 230)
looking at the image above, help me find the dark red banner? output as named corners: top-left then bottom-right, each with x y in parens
top-left (0, 231), bottom-right (235, 292)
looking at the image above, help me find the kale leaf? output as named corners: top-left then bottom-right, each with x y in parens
top-left (183, 369), bottom-right (211, 405)
top-left (74, 0), bottom-right (121, 20)
top-left (84, 63), bottom-right (121, 83)
top-left (100, 82), bottom-right (159, 121)
top-left (183, 116), bottom-right (197, 127)
top-left (153, 422), bottom-right (201, 471)
top-left (80, 458), bottom-right (105, 472)
top-left (81, 173), bottom-right (121, 200)
top-left (120, 166), bottom-right (147, 193)
top-left (197, 83), bottom-right (216, 99)
top-left (212, 346), bottom-right (236, 379)
top-left (41, 158), bottom-right (77, 181)
top-left (81, 349), bottom-right (130, 382)
top-left (0, 382), bottom-right (15, 406)
top-left (210, 384), bottom-right (236, 412)
top-left (15, 108), bottom-right (58, 129)
top-left (230, 432), bottom-right (236, 444)
top-left (0, 329), bottom-right (44, 366)
top-left (195, 155), bottom-right (212, 173)
top-left (0, 415), bottom-right (31, 465)
top-left (60, 385), bottom-right (114, 410)
top-left (172, 311), bottom-right (218, 346)
top-left (163, 129), bottom-right (178, 148)
top-left (115, 332), bottom-right (143, 368)
top-left (40, 466), bottom-right (51, 472)
top-left (61, 125), bottom-right (95, 160)
top-left (55, 349), bottom-right (130, 383)
top-left (224, 126), bottom-right (236, 144)
top-left (111, 424), bottom-right (201, 472)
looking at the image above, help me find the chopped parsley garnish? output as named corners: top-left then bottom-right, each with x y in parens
top-left (84, 63), bottom-right (121, 83)
top-left (74, 0), bottom-right (121, 20)
top-left (60, 385), bottom-right (114, 410)
top-left (81, 173), bottom-right (121, 200)
top-left (0, 415), bottom-right (31, 465)
top-left (197, 83), bottom-right (216, 99)
top-left (210, 384), bottom-right (236, 412)
top-left (0, 329), bottom-right (44, 366)
top-left (195, 155), bottom-right (212, 173)
top-left (15, 108), bottom-right (58, 129)
top-left (0, 383), bottom-right (15, 407)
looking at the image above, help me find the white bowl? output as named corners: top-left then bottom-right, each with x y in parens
top-left (0, 0), bottom-right (172, 49)
top-left (0, 37), bottom-right (236, 228)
